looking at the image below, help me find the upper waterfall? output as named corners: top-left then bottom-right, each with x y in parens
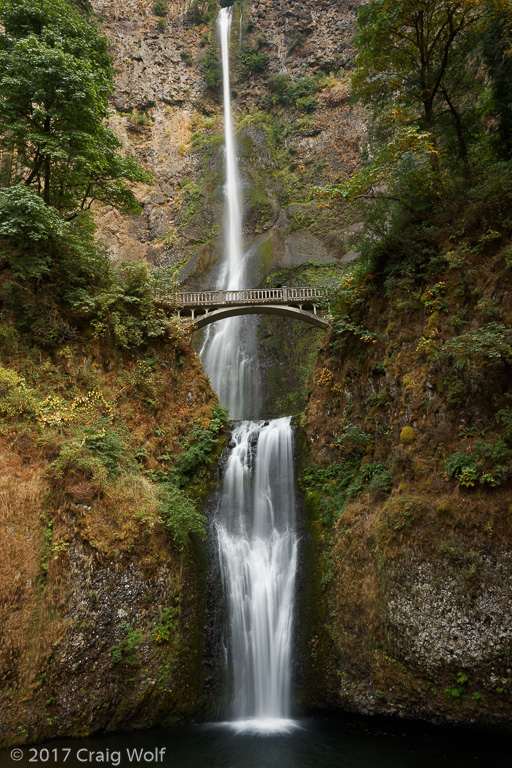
top-left (200, 6), bottom-right (260, 420)
top-left (218, 6), bottom-right (243, 291)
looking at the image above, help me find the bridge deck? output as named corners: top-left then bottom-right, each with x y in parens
top-left (167, 286), bottom-right (329, 329)
top-left (175, 287), bottom-right (324, 307)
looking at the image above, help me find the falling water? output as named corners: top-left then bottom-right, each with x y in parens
top-left (216, 420), bottom-right (298, 731)
top-left (199, 7), bottom-right (298, 732)
top-left (200, 6), bottom-right (259, 420)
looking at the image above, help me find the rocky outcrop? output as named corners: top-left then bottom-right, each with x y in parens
top-left (0, 342), bottom-right (224, 747)
top-left (91, 0), bottom-right (366, 271)
top-left (298, 229), bottom-right (512, 727)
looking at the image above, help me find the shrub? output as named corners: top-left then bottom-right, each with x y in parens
top-left (153, 0), bottom-right (168, 17)
top-left (187, 0), bottom-right (217, 25)
top-left (52, 419), bottom-right (134, 482)
top-left (239, 47), bottom-right (269, 77)
top-left (439, 323), bottom-right (512, 369)
top-left (446, 440), bottom-right (512, 487)
top-left (110, 623), bottom-right (143, 665)
top-left (288, 32), bottom-right (305, 54)
top-left (0, 365), bottom-right (39, 420)
top-left (170, 403), bottom-right (229, 485)
top-left (74, 261), bottom-right (183, 349)
top-left (202, 47), bottom-right (222, 89)
top-left (159, 482), bottom-right (206, 549)
top-left (152, 602), bottom-right (180, 644)
top-left (296, 96), bottom-right (317, 114)
top-left (268, 74), bottom-right (319, 109)
top-left (180, 49), bottom-right (193, 66)
top-left (302, 456), bottom-right (392, 526)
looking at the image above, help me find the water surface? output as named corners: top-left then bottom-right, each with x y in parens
top-left (3, 716), bottom-right (508, 768)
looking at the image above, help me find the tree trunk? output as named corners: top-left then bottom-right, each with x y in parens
top-left (441, 86), bottom-right (471, 176)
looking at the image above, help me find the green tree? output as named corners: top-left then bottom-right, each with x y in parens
top-left (318, 0), bottom-right (512, 213)
top-left (0, 0), bottom-right (148, 217)
top-left (483, 12), bottom-right (512, 159)
top-left (353, 0), bottom-right (509, 172)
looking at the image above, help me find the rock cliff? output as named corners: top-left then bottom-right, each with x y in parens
top-left (91, 0), bottom-right (366, 414)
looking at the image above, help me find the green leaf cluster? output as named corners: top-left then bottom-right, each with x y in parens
top-left (266, 74), bottom-right (319, 112)
top-left (159, 482), bottom-right (206, 550)
top-left (202, 46), bottom-right (222, 88)
top-left (439, 323), bottom-right (512, 370)
top-left (110, 623), bottom-right (143, 666)
top-left (239, 46), bottom-right (269, 78)
top-left (170, 403), bottom-right (229, 486)
top-left (0, 0), bottom-right (149, 216)
top-left (446, 440), bottom-right (512, 488)
top-left (187, 0), bottom-right (218, 26)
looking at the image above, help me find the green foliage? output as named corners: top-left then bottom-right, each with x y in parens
top-left (321, 260), bottom-right (377, 348)
top-left (152, 601), bottom-right (180, 644)
top-left (51, 421), bottom-right (134, 482)
top-left (202, 46), bottom-right (222, 88)
top-left (445, 671), bottom-right (470, 701)
top-left (0, 186), bottom-right (66, 252)
top-left (110, 623), bottom-right (143, 666)
top-left (187, 0), bottom-right (217, 25)
top-left (482, 13), bottom-right (512, 159)
top-left (302, 455), bottom-right (392, 526)
top-left (439, 323), bottom-right (512, 370)
top-left (0, 364), bottom-right (39, 420)
top-left (73, 261), bottom-right (183, 349)
top-left (146, 404), bottom-right (228, 548)
top-left (159, 482), bottom-right (206, 550)
top-left (316, 0), bottom-right (512, 234)
top-left (287, 32), bottom-right (305, 54)
top-left (446, 440), bottom-right (512, 488)
top-left (497, 399), bottom-right (512, 442)
top-left (153, 0), bottom-right (168, 16)
top-left (170, 403), bottom-right (229, 486)
top-left (239, 46), bottom-right (269, 78)
top-left (267, 74), bottom-right (319, 111)
top-left (0, 200), bottom-right (184, 349)
top-left (180, 49), bottom-right (193, 66)
top-left (0, 0), bottom-right (148, 216)
top-left (353, 1), bottom-right (502, 166)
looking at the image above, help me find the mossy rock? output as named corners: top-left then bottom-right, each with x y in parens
top-left (400, 426), bottom-right (416, 445)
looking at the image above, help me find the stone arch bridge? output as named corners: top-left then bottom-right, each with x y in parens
top-left (174, 287), bottom-right (329, 330)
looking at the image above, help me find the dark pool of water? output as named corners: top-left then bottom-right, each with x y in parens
top-left (2, 715), bottom-right (509, 768)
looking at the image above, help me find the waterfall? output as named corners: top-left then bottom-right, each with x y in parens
top-left (200, 7), bottom-right (298, 733)
top-left (216, 420), bottom-right (298, 730)
top-left (200, 6), bottom-right (259, 420)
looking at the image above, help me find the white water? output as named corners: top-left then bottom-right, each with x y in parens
top-left (200, 7), bottom-right (259, 420)
top-left (200, 8), bottom-right (298, 733)
top-left (216, 420), bottom-right (297, 728)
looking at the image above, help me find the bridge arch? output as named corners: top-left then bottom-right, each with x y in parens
top-left (188, 304), bottom-right (329, 330)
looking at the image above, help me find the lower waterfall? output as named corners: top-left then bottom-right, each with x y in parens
top-left (215, 419), bottom-right (298, 730)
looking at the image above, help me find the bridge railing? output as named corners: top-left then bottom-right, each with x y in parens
top-left (175, 287), bottom-right (325, 306)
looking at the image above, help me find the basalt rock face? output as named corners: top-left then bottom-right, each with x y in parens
top-left (90, 0), bottom-right (366, 414)
top-left (91, 0), bottom-right (365, 268)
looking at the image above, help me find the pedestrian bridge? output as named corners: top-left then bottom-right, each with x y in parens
top-left (174, 287), bottom-right (329, 330)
